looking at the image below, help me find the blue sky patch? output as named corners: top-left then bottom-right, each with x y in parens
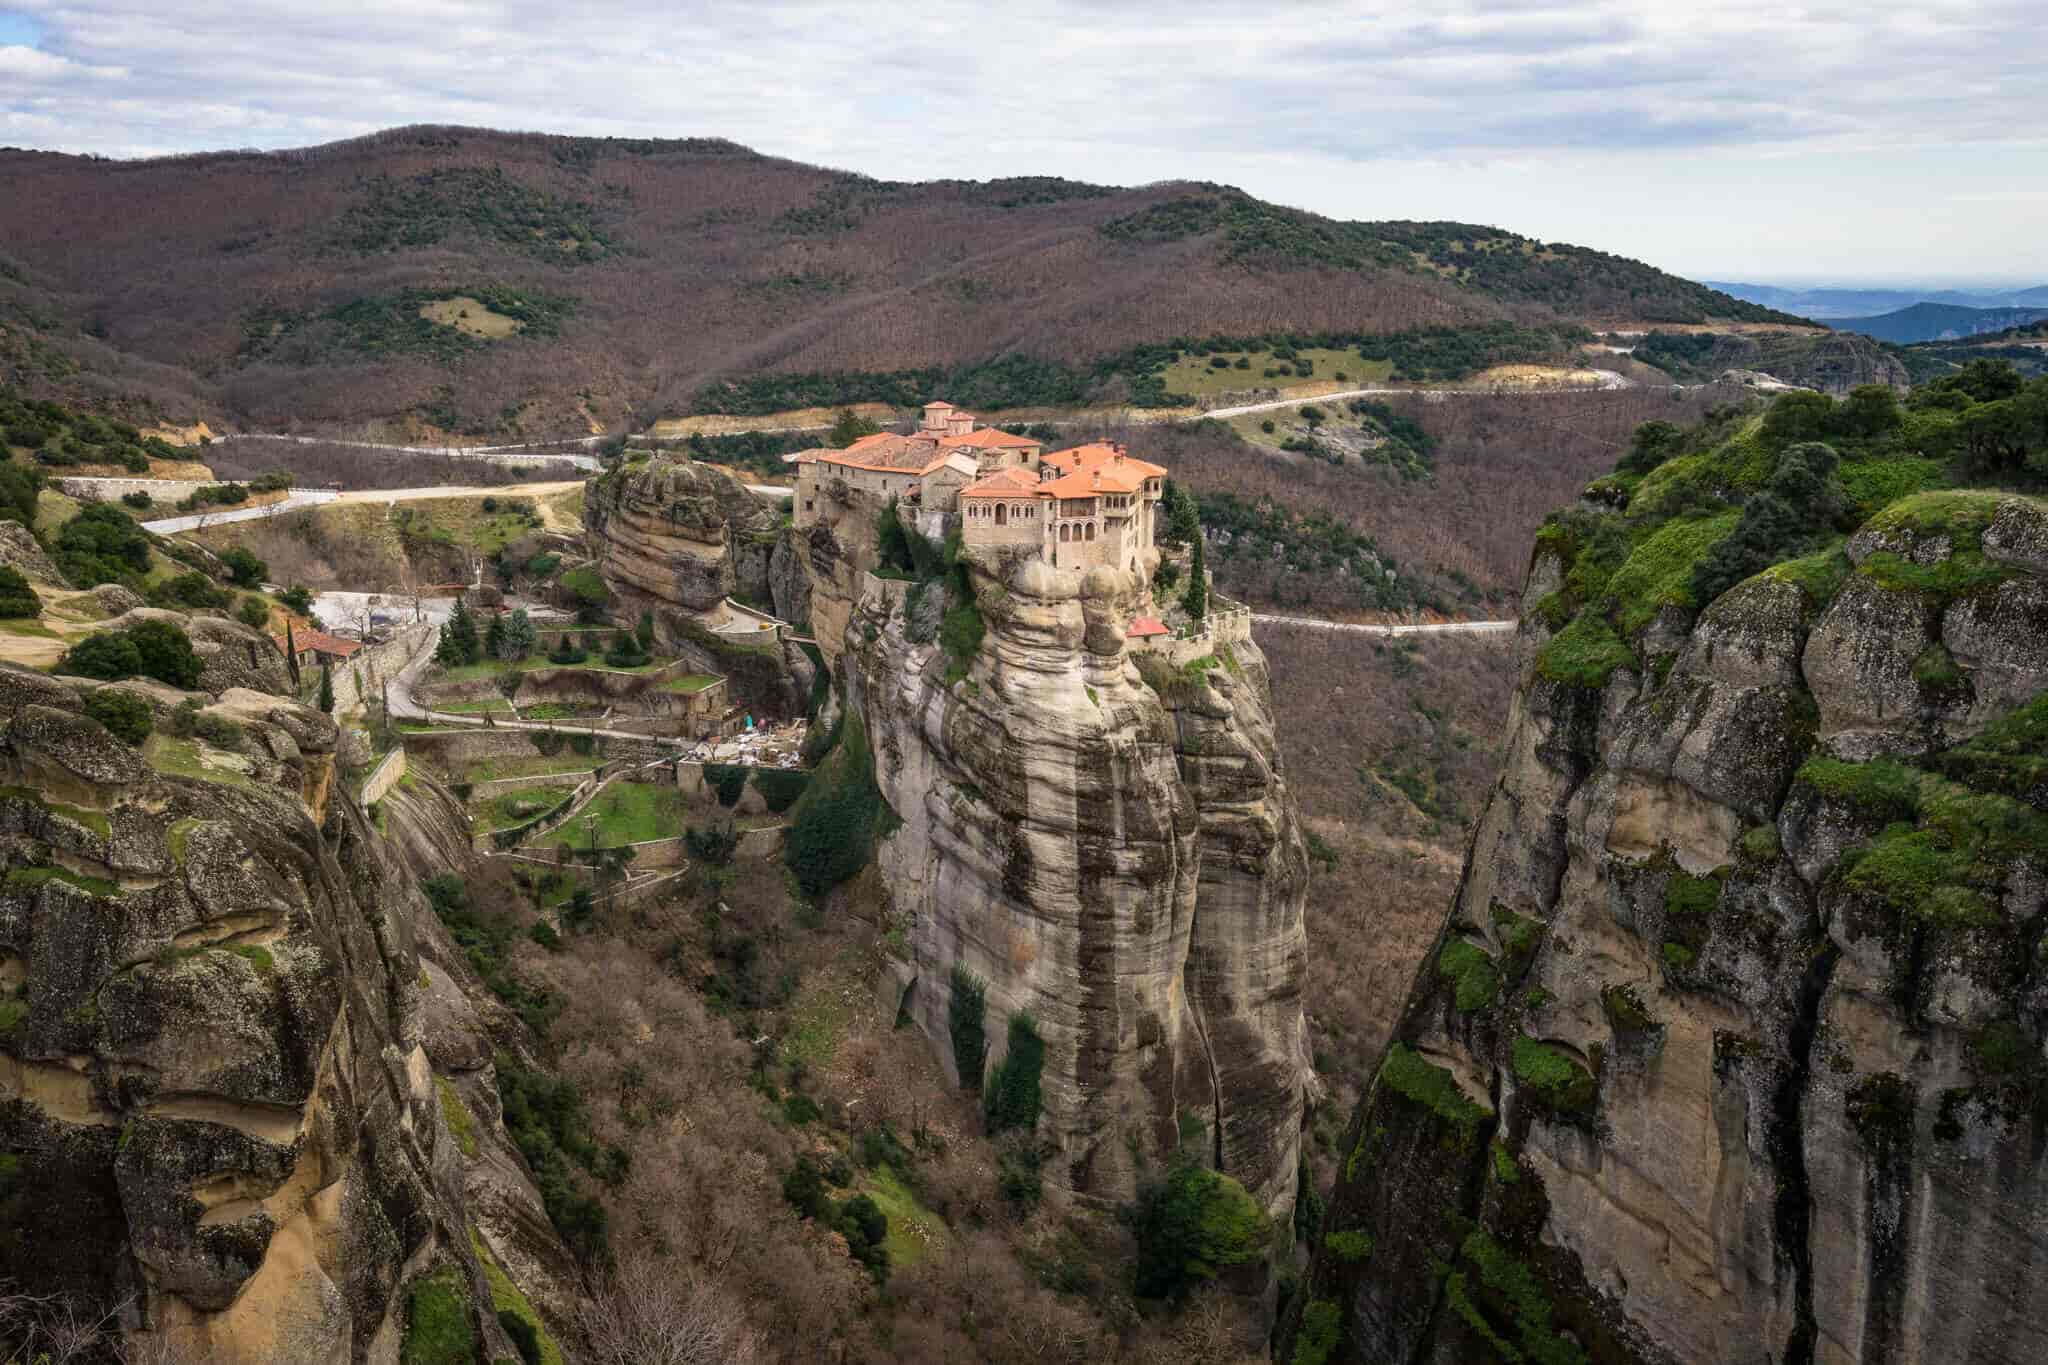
top-left (0, 11), bottom-right (45, 47)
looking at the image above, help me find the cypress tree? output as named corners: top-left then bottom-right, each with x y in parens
top-left (317, 662), bottom-right (334, 714)
top-left (1181, 532), bottom-right (1208, 622)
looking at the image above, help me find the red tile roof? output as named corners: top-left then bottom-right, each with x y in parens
top-left (959, 467), bottom-right (1043, 499)
top-left (278, 627), bottom-right (362, 659)
top-left (1128, 616), bottom-right (1169, 638)
top-left (937, 428), bottom-right (1040, 450)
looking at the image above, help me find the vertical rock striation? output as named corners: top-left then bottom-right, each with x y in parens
top-left (839, 555), bottom-right (1311, 1223)
top-left (1291, 494), bottom-right (2048, 1364)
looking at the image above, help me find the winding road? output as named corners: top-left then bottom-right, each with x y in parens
top-left (1251, 614), bottom-right (1516, 637)
top-left (1202, 372), bottom-right (1629, 420)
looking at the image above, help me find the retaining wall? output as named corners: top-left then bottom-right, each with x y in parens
top-left (466, 769), bottom-right (600, 800)
top-left (333, 624), bottom-right (436, 717)
top-left (358, 747), bottom-right (407, 805)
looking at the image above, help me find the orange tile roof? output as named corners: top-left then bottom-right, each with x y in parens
top-left (1128, 616), bottom-right (1169, 638)
top-left (1041, 441), bottom-right (1122, 473)
top-left (937, 428), bottom-right (1039, 450)
top-left (278, 628), bottom-right (362, 658)
top-left (960, 467), bottom-right (1044, 499)
top-left (801, 432), bottom-right (940, 473)
top-left (1042, 463), bottom-right (1150, 498)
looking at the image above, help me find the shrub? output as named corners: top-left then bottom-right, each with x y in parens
top-left (83, 689), bottom-right (152, 745)
top-left (0, 565), bottom-right (39, 619)
top-left (120, 490), bottom-right (152, 510)
top-left (705, 762), bottom-right (748, 807)
top-left (1125, 1157), bottom-right (1272, 1299)
top-left (684, 822), bottom-right (739, 866)
top-left (784, 710), bottom-right (894, 897)
top-left (235, 595), bottom-right (270, 629)
top-left (751, 767), bottom-right (809, 813)
top-left (221, 546), bottom-right (266, 586)
top-left (496, 1052), bottom-right (618, 1265)
top-left (149, 571), bottom-right (232, 610)
top-left (278, 584), bottom-right (314, 615)
top-left (57, 620), bottom-right (202, 689)
top-left (54, 503), bottom-right (151, 588)
top-left (193, 711), bottom-right (243, 751)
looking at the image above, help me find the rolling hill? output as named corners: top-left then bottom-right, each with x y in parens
top-left (0, 125), bottom-right (1797, 438)
top-left (1708, 280), bottom-right (2048, 318)
top-left (1833, 300), bottom-right (2048, 344)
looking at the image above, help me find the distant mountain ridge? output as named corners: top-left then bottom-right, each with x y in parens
top-left (1832, 301), bottom-right (2048, 345)
top-left (0, 124), bottom-right (1795, 437)
top-left (1709, 280), bottom-right (2048, 319)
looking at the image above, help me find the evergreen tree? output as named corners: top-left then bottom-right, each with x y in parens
top-left (635, 609), bottom-right (655, 653)
top-left (283, 619), bottom-right (301, 687)
top-left (440, 598), bottom-right (480, 666)
top-left (485, 610), bottom-right (507, 662)
top-left (829, 407), bottom-right (880, 448)
top-left (1163, 480), bottom-right (1200, 548)
top-left (317, 663), bottom-right (334, 714)
top-left (1181, 531), bottom-right (1208, 621)
top-left (498, 607), bottom-right (536, 661)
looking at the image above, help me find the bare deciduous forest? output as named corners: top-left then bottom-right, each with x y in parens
top-left (0, 126), bottom-right (1786, 437)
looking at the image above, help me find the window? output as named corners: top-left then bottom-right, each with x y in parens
top-left (1085, 523), bottom-right (1096, 542)
top-left (995, 503), bottom-right (1007, 526)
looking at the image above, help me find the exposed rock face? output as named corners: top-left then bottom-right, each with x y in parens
top-left (1290, 495), bottom-right (2048, 1365)
top-left (1710, 331), bottom-right (1911, 395)
top-left (0, 656), bottom-right (550, 1360)
top-left (839, 556), bottom-right (1311, 1225)
top-left (581, 454), bottom-right (781, 625)
top-left (0, 520), bottom-right (61, 585)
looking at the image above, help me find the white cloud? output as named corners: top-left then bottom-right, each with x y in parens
top-left (0, 0), bottom-right (2043, 279)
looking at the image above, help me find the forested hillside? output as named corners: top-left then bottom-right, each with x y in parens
top-left (0, 126), bottom-right (1793, 437)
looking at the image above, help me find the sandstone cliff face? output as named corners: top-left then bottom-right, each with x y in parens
top-left (1291, 494), bottom-right (2048, 1365)
top-left (0, 649), bottom-right (548, 1359)
top-left (581, 454), bottom-right (815, 714)
top-left (838, 556), bottom-right (1312, 1224)
top-left (1713, 331), bottom-right (1911, 395)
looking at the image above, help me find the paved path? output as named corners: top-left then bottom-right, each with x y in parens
top-left (383, 627), bottom-right (689, 744)
top-left (1252, 613), bottom-right (1517, 637)
top-left (141, 490), bottom-right (338, 533)
top-left (213, 433), bottom-right (600, 471)
top-left (1204, 373), bottom-right (1629, 419)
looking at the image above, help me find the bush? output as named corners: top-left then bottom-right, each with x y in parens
top-left (57, 619), bottom-right (202, 688)
top-left (784, 710), bottom-right (893, 897)
top-left (221, 546), bottom-right (266, 586)
top-left (120, 490), bottom-right (152, 510)
top-left (149, 571), bottom-right (232, 610)
top-left (83, 689), bottom-right (152, 745)
top-left (1125, 1157), bottom-right (1272, 1299)
top-left (54, 503), bottom-right (151, 588)
top-left (193, 711), bottom-right (243, 752)
top-left (0, 565), bottom-right (39, 619)
top-left (236, 595), bottom-right (271, 629)
top-left (705, 763), bottom-right (748, 807)
top-left (278, 584), bottom-right (314, 615)
top-left (751, 767), bottom-right (809, 813)
top-left (400, 1265), bottom-right (476, 1365)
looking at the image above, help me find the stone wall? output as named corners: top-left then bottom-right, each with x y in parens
top-left (358, 745), bottom-right (407, 805)
top-left (330, 623), bottom-right (434, 717)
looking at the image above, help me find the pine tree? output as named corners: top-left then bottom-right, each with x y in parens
top-left (316, 663), bottom-right (334, 714)
top-left (1182, 531), bottom-right (1208, 622)
top-left (485, 610), bottom-right (506, 662)
top-left (500, 607), bottom-right (537, 661)
top-left (1164, 480), bottom-right (1200, 548)
top-left (635, 609), bottom-right (655, 653)
top-left (441, 598), bottom-right (480, 665)
top-left (283, 619), bottom-right (301, 687)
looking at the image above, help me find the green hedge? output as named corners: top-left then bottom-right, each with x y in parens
top-left (783, 710), bottom-right (894, 897)
top-left (704, 762), bottom-right (748, 807)
top-left (752, 767), bottom-right (810, 813)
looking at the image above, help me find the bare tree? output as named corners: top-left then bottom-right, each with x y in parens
top-left (0, 1284), bottom-right (133, 1365)
top-left (575, 1257), bottom-right (757, 1365)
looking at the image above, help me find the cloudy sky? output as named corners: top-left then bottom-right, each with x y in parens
top-left (2, 1), bottom-right (2043, 285)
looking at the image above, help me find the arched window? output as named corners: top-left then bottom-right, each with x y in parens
top-left (995, 503), bottom-right (1007, 526)
top-left (1085, 523), bottom-right (1096, 542)
top-left (1059, 524), bottom-right (1070, 542)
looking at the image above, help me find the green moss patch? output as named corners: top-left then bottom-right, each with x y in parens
top-left (1437, 938), bottom-right (1502, 1011)
top-left (1603, 509), bottom-right (1742, 634)
top-left (4, 865), bottom-right (119, 898)
top-left (1447, 1229), bottom-right (1590, 1365)
top-left (1324, 1228), bottom-right (1374, 1262)
top-left (471, 1230), bottom-right (563, 1365)
top-left (1760, 543), bottom-right (1852, 609)
top-left (1534, 612), bottom-right (1636, 690)
top-left (0, 786), bottom-right (111, 837)
top-left (1796, 756), bottom-right (1923, 824)
top-left (1938, 694), bottom-right (2048, 806)
top-left (1512, 1036), bottom-right (1596, 1116)
top-left (863, 1163), bottom-right (948, 1268)
top-left (1292, 1299), bottom-right (1343, 1365)
top-left (400, 1265), bottom-right (475, 1365)
top-left (438, 1078), bottom-right (480, 1159)
top-left (1379, 1043), bottom-right (1491, 1145)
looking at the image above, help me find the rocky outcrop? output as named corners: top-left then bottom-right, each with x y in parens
top-left (839, 555), bottom-right (1311, 1227)
top-left (0, 520), bottom-right (61, 585)
top-left (0, 652), bottom-right (554, 1360)
top-left (1714, 331), bottom-right (1910, 394)
top-left (1290, 494), bottom-right (2048, 1364)
top-left (581, 454), bottom-right (781, 625)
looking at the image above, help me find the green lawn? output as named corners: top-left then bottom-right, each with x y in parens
top-left (519, 702), bottom-right (605, 721)
top-left (473, 785), bottom-right (577, 833)
top-left (460, 755), bottom-right (598, 782)
top-left (432, 654), bottom-right (671, 684)
top-left (145, 734), bottom-right (255, 790)
top-left (661, 674), bottom-right (721, 694)
top-left (561, 780), bottom-right (684, 847)
top-left (440, 698), bottom-right (515, 715)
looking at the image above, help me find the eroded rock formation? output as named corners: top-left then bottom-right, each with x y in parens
top-left (1290, 494), bottom-right (2048, 1364)
top-left (839, 552), bottom-right (1312, 1225)
top-left (0, 627), bottom-right (560, 1360)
